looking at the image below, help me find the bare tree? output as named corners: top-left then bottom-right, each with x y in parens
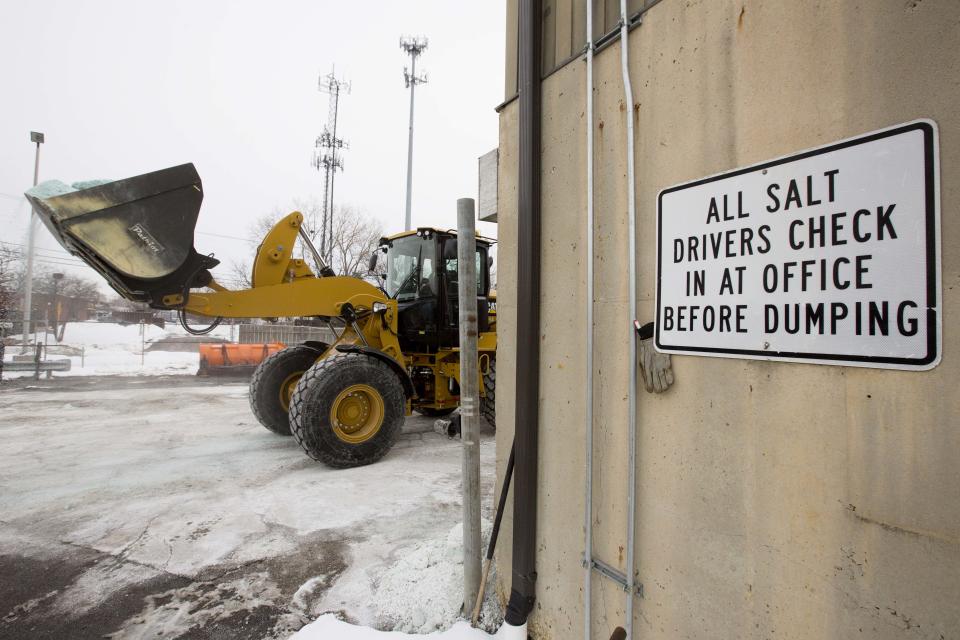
top-left (16, 264), bottom-right (103, 306)
top-left (226, 213), bottom-right (286, 289)
top-left (329, 205), bottom-right (382, 277)
top-left (106, 294), bottom-right (150, 312)
top-left (9, 260), bottom-right (102, 308)
top-left (227, 203), bottom-right (382, 286)
top-left (288, 197), bottom-right (382, 276)
top-left (0, 245), bottom-right (20, 324)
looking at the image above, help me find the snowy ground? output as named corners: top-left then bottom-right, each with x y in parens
top-left (2, 321), bottom-right (236, 378)
top-left (0, 376), bottom-right (500, 639)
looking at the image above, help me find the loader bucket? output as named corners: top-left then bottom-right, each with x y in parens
top-left (25, 164), bottom-right (219, 308)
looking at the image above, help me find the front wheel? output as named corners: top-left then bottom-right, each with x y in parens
top-left (290, 353), bottom-right (406, 468)
top-left (481, 358), bottom-right (496, 429)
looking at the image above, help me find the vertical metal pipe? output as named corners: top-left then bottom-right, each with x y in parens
top-left (404, 54), bottom-right (418, 232)
top-left (32, 342), bottom-right (41, 380)
top-left (583, 0), bottom-right (596, 637)
top-left (22, 141), bottom-right (41, 351)
top-left (457, 197), bottom-right (482, 614)
top-left (505, 0), bottom-right (542, 629)
top-left (618, 1), bottom-right (639, 637)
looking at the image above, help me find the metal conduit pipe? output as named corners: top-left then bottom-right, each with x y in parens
top-left (582, 0), bottom-right (596, 636)
top-left (619, 0), bottom-right (640, 637)
top-left (503, 0), bottom-right (542, 632)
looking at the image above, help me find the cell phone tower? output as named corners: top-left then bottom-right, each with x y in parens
top-left (400, 36), bottom-right (428, 232)
top-left (312, 69), bottom-right (350, 264)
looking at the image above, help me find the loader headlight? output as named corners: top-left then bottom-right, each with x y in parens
top-left (373, 302), bottom-right (388, 314)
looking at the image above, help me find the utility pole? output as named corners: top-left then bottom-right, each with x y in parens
top-left (456, 197), bottom-right (482, 614)
top-left (313, 70), bottom-right (349, 266)
top-left (52, 272), bottom-right (63, 341)
top-left (22, 131), bottom-right (44, 352)
top-left (400, 36), bottom-right (428, 231)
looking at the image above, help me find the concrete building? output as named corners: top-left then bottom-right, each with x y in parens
top-left (493, 1), bottom-right (959, 638)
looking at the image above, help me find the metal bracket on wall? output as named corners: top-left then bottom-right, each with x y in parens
top-left (584, 557), bottom-right (643, 597)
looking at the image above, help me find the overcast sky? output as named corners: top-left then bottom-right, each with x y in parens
top-left (0, 0), bottom-right (505, 290)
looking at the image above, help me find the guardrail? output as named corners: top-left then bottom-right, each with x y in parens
top-left (3, 359), bottom-right (71, 373)
top-left (0, 343), bottom-right (71, 380)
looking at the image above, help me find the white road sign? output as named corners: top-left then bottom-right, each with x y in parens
top-left (656, 120), bottom-right (940, 370)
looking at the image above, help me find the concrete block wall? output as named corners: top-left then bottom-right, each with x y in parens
top-left (494, 1), bottom-right (960, 638)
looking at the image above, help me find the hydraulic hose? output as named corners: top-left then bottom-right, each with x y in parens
top-left (178, 309), bottom-right (222, 335)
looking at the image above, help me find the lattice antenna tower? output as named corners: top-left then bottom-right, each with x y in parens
top-left (311, 68), bottom-right (350, 263)
top-left (400, 36), bottom-right (428, 231)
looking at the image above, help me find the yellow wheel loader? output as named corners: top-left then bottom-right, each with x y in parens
top-left (26, 164), bottom-right (496, 467)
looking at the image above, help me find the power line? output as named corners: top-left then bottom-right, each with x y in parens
top-left (0, 239), bottom-right (83, 260)
top-left (0, 238), bottom-right (69, 252)
top-left (195, 230), bottom-right (250, 242)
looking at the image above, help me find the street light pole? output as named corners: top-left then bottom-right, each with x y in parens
top-left (22, 131), bottom-right (44, 352)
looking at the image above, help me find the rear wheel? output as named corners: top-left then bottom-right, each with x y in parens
top-left (480, 358), bottom-right (496, 429)
top-left (290, 352), bottom-right (406, 468)
top-left (249, 345), bottom-right (322, 436)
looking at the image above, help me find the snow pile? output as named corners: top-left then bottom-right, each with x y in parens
top-left (290, 615), bottom-right (520, 640)
top-left (25, 180), bottom-right (76, 199)
top-left (69, 179), bottom-right (113, 190)
top-left (290, 520), bottom-right (504, 639)
top-left (2, 321), bottom-right (235, 377)
top-left (372, 521), bottom-right (501, 634)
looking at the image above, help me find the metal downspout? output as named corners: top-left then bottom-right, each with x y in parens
top-left (619, 0), bottom-right (639, 637)
top-left (504, 0), bottom-right (542, 631)
top-left (583, 0), bottom-right (596, 637)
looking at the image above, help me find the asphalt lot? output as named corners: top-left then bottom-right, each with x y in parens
top-left (0, 375), bottom-right (495, 639)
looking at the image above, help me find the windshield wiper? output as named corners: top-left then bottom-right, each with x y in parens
top-left (392, 244), bottom-right (423, 300)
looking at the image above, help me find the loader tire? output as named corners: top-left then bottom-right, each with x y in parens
top-left (249, 345), bottom-right (322, 436)
top-left (290, 352), bottom-right (405, 468)
top-left (416, 407), bottom-right (456, 417)
top-left (481, 359), bottom-right (496, 429)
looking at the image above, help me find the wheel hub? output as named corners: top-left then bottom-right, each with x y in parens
top-left (279, 372), bottom-right (303, 412)
top-left (330, 383), bottom-right (385, 444)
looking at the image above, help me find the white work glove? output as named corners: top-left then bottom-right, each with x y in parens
top-left (635, 321), bottom-right (674, 394)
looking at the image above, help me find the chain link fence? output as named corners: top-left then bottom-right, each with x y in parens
top-left (237, 323), bottom-right (335, 345)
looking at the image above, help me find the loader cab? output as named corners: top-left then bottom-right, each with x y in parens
top-left (380, 228), bottom-right (492, 353)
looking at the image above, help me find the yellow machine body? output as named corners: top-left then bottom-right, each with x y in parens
top-left (174, 212), bottom-right (496, 415)
top-left (26, 166), bottom-right (496, 465)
